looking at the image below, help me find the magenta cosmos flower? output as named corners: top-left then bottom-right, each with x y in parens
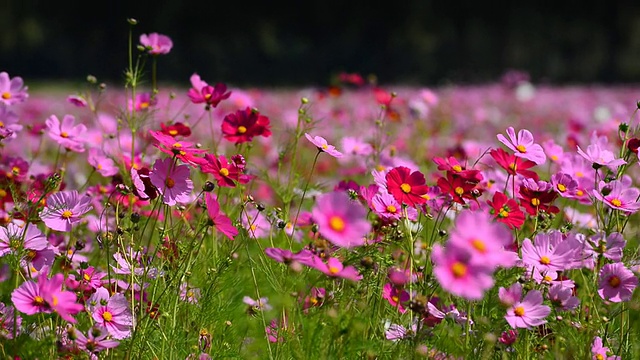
top-left (591, 336), bottom-right (620, 360)
top-left (73, 326), bottom-right (120, 357)
top-left (598, 262), bottom-right (638, 303)
top-left (11, 272), bottom-right (84, 323)
top-left (431, 243), bottom-right (495, 300)
top-left (187, 74), bottom-right (231, 108)
top-left (45, 114), bottom-right (88, 152)
top-left (311, 191), bottom-right (371, 248)
top-left (40, 190), bottom-right (93, 232)
top-left (304, 133), bottom-right (344, 158)
top-left (504, 289), bottom-right (550, 329)
top-left (205, 193), bottom-right (238, 240)
top-left (385, 166), bottom-right (429, 207)
top-left (309, 255), bottom-right (362, 281)
top-left (593, 179), bottom-right (640, 213)
top-left (88, 148), bottom-right (119, 177)
top-left (0, 103), bottom-right (22, 140)
top-left (87, 287), bottom-right (133, 339)
top-left (139, 32), bottom-right (173, 55)
top-left (149, 158), bottom-right (193, 206)
top-left (497, 126), bottom-right (546, 165)
top-left (0, 72), bottom-right (28, 106)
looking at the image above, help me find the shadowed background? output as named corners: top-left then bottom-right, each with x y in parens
top-left (2, 1), bottom-right (640, 87)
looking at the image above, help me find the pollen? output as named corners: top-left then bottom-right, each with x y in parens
top-left (322, 144), bottom-right (328, 150)
top-left (543, 275), bottom-right (553, 282)
top-left (219, 167), bottom-right (230, 177)
top-left (531, 198), bottom-right (540, 206)
top-left (34, 296), bottom-right (45, 306)
top-left (576, 171), bottom-right (584, 178)
top-left (140, 102), bottom-right (150, 109)
top-left (169, 130), bottom-right (178, 135)
top-left (539, 256), bottom-right (551, 265)
top-left (514, 306), bottom-right (525, 317)
top-left (328, 266), bottom-right (340, 274)
top-left (0, 189), bottom-right (6, 198)
top-left (204, 93), bottom-right (212, 100)
top-left (499, 208), bottom-right (509, 218)
top-left (454, 187), bottom-right (464, 196)
top-left (576, 189), bottom-right (584, 196)
top-left (557, 184), bottom-right (567, 192)
top-left (83, 273), bottom-right (91, 281)
top-left (102, 311), bottom-right (113, 322)
top-left (509, 162), bottom-right (517, 171)
top-left (60, 131), bottom-right (69, 138)
top-left (610, 198), bottom-right (622, 207)
top-left (172, 142), bottom-right (182, 148)
top-left (452, 165), bottom-right (462, 172)
top-left (400, 183), bottom-right (412, 193)
top-left (551, 155), bottom-right (558, 161)
top-left (451, 261), bottom-right (467, 278)
top-left (386, 205), bottom-right (397, 213)
top-left (237, 125), bottom-right (247, 134)
top-left (391, 295), bottom-right (399, 303)
top-left (471, 238), bottom-right (486, 253)
top-left (329, 215), bottom-right (346, 232)
top-left (52, 295), bottom-right (59, 306)
top-left (516, 144), bottom-right (527, 153)
top-left (1, 92), bottom-right (11, 100)
top-left (608, 275), bottom-right (621, 288)
top-left (165, 177), bottom-right (176, 188)
top-left (61, 210), bottom-right (73, 219)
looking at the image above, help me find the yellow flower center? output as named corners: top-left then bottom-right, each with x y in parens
top-left (551, 155), bottom-right (558, 161)
top-left (514, 306), bottom-right (525, 317)
top-left (471, 239), bottom-right (486, 253)
top-left (386, 205), bottom-right (397, 213)
top-left (611, 198), bottom-right (622, 207)
top-left (62, 210), bottom-right (73, 219)
top-left (543, 275), bottom-right (553, 282)
top-left (238, 126), bottom-right (247, 134)
top-left (169, 129), bottom-right (178, 135)
top-left (84, 273), bottom-right (91, 281)
top-left (557, 184), bottom-right (566, 192)
top-left (376, 164), bottom-right (386, 172)
top-left (452, 165), bottom-right (462, 172)
top-left (454, 187), bottom-right (464, 196)
top-left (509, 162), bottom-right (517, 171)
top-left (499, 208), bottom-right (509, 218)
top-left (165, 177), bottom-right (175, 188)
top-left (172, 142), bottom-right (182, 148)
top-left (596, 355), bottom-right (604, 360)
top-left (102, 311), bottom-right (113, 322)
top-left (0, 121), bottom-right (4, 127)
top-left (1, 92), bottom-right (11, 100)
top-left (400, 183), bottom-right (411, 193)
top-left (0, 189), bottom-right (6, 198)
top-left (34, 296), bottom-right (45, 305)
top-left (391, 295), bottom-right (399, 303)
top-left (451, 261), bottom-right (467, 278)
top-left (576, 171), bottom-right (584, 178)
top-left (516, 144), bottom-right (527, 153)
top-left (609, 275), bottom-right (621, 288)
top-left (219, 167), bottom-right (230, 177)
top-left (531, 198), bottom-right (540, 206)
top-left (539, 256), bottom-right (551, 265)
top-left (140, 102), bottom-right (149, 109)
top-left (576, 189), bottom-right (584, 196)
top-left (52, 295), bottom-right (59, 306)
top-left (321, 144), bottom-right (328, 150)
top-left (329, 216), bottom-right (346, 232)
top-left (328, 266), bottom-right (340, 274)
top-left (60, 132), bottom-right (69, 138)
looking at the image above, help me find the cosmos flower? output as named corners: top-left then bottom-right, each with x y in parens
top-left (149, 158), bottom-right (193, 206)
top-left (497, 127), bottom-right (546, 165)
top-left (45, 114), bottom-right (87, 152)
top-left (40, 190), bottom-right (93, 232)
top-left (592, 179), bottom-right (640, 213)
top-left (385, 166), bottom-right (429, 207)
top-left (304, 133), bottom-right (344, 158)
top-left (308, 256), bottom-right (362, 282)
top-left (87, 287), bottom-right (133, 339)
top-left (187, 74), bottom-right (231, 108)
top-left (139, 32), bottom-right (173, 55)
top-left (431, 243), bottom-right (495, 300)
top-left (204, 193), bottom-right (238, 240)
top-left (598, 262), bottom-right (638, 303)
top-left (0, 72), bottom-right (28, 106)
top-left (221, 107), bottom-right (271, 144)
top-left (311, 191), bottom-right (371, 248)
top-left (504, 289), bottom-right (550, 329)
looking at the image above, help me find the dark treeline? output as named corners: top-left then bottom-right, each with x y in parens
top-left (2, 1), bottom-right (640, 87)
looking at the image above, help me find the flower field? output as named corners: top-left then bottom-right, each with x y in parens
top-left (3, 28), bottom-right (640, 359)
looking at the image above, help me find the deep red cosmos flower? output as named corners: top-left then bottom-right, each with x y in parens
top-left (199, 153), bottom-right (252, 188)
top-left (160, 122), bottom-right (191, 137)
top-left (385, 166), bottom-right (429, 207)
top-left (221, 107), bottom-right (271, 144)
top-left (433, 156), bottom-right (483, 182)
top-left (518, 179), bottom-right (560, 216)
top-left (148, 130), bottom-right (206, 166)
top-left (490, 148), bottom-right (539, 180)
top-left (437, 172), bottom-right (481, 204)
top-left (487, 191), bottom-right (525, 229)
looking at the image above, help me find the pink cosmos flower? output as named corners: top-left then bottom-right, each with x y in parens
top-left (504, 289), bottom-right (550, 329)
top-left (88, 148), bottom-right (119, 177)
top-left (0, 104), bottom-right (22, 140)
top-left (499, 282), bottom-right (523, 307)
top-left (548, 284), bottom-right (579, 311)
top-left (304, 133), bottom-right (343, 158)
top-left (149, 158), bottom-right (194, 206)
top-left (40, 190), bottom-right (93, 232)
top-left (431, 243), bottom-right (495, 300)
top-left (311, 191), bottom-right (371, 248)
top-left (243, 296), bottom-right (272, 312)
top-left (128, 92), bottom-right (156, 112)
top-left (265, 247), bottom-right (314, 265)
top-left (587, 232), bottom-right (625, 262)
top-left (11, 272), bottom-right (84, 323)
top-left (87, 287), bottom-right (133, 339)
top-left (497, 127), bottom-right (546, 165)
top-left (371, 192), bottom-right (417, 221)
top-left (148, 130), bottom-right (207, 166)
top-left (0, 72), bottom-right (28, 106)
top-left (0, 223), bottom-right (47, 257)
top-left (139, 32), bottom-right (173, 55)
top-left (72, 326), bottom-right (120, 357)
top-left (591, 336), bottom-right (620, 360)
top-left (385, 322), bottom-right (417, 341)
top-left (204, 193), bottom-right (238, 240)
top-left (180, 283), bottom-right (201, 304)
top-left (550, 172), bottom-right (578, 198)
top-left (309, 256), bottom-right (363, 281)
top-left (382, 283), bottom-right (410, 313)
top-left (577, 143), bottom-right (626, 170)
top-left (242, 208), bottom-right (271, 239)
top-left (593, 179), bottom-right (640, 213)
top-left (45, 114), bottom-right (87, 152)
top-left (598, 262), bottom-right (638, 303)
top-left (520, 231), bottom-right (581, 272)
top-left (447, 210), bottom-right (517, 268)
top-left (66, 94), bottom-right (87, 107)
